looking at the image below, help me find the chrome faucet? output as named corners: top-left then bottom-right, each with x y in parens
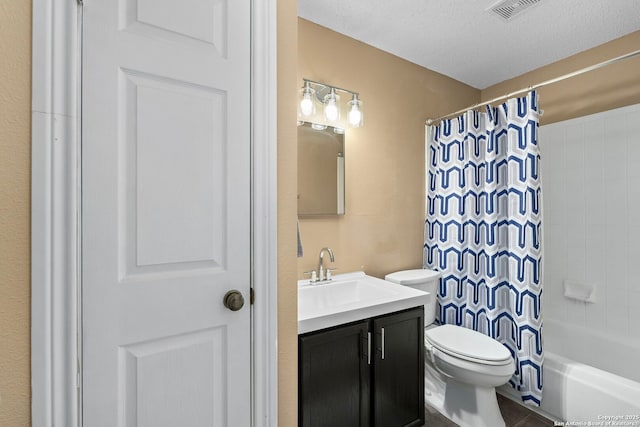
top-left (317, 247), bottom-right (335, 282)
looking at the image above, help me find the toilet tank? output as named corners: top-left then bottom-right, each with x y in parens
top-left (385, 269), bottom-right (441, 326)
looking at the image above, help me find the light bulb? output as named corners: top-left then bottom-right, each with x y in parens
top-left (348, 107), bottom-right (362, 126)
top-left (300, 95), bottom-right (314, 116)
top-left (324, 88), bottom-right (340, 122)
top-left (348, 94), bottom-right (363, 127)
top-left (298, 81), bottom-right (316, 118)
top-left (325, 102), bottom-right (338, 121)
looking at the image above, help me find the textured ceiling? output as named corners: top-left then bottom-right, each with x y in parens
top-left (298, 0), bottom-right (640, 89)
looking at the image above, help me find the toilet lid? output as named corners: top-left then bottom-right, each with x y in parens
top-left (426, 324), bottom-right (512, 364)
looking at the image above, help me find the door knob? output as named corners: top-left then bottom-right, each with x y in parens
top-left (223, 290), bottom-right (245, 311)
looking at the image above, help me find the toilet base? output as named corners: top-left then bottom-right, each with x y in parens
top-left (425, 367), bottom-right (506, 427)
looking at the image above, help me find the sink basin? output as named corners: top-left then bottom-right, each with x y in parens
top-left (298, 271), bottom-right (430, 334)
top-left (298, 279), bottom-right (397, 312)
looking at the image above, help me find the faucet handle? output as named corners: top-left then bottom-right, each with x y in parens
top-left (326, 268), bottom-right (338, 280)
top-left (303, 270), bottom-right (318, 282)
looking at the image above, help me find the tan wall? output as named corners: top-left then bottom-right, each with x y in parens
top-left (0, 0), bottom-right (32, 426)
top-left (482, 31), bottom-right (640, 125)
top-left (277, 1), bottom-right (299, 426)
top-left (296, 19), bottom-right (480, 279)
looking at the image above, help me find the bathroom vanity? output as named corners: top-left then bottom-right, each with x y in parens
top-left (297, 272), bottom-right (429, 427)
top-left (299, 307), bottom-right (424, 427)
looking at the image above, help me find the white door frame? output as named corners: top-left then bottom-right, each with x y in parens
top-left (30, 1), bottom-right (278, 426)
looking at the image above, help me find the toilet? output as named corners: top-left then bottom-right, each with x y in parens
top-left (385, 269), bottom-right (515, 427)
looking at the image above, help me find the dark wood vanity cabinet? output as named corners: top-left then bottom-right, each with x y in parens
top-left (299, 307), bottom-right (424, 427)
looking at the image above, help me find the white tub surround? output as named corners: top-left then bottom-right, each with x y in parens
top-left (540, 103), bottom-right (640, 353)
top-left (532, 103), bottom-right (640, 421)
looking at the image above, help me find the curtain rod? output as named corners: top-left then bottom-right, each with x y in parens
top-left (425, 48), bottom-right (640, 125)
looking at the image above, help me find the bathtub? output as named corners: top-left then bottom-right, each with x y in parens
top-left (499, 319), bottom-right (640, 423)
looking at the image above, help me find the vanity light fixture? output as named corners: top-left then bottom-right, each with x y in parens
top-left (298, 78), bottom-right (364, 129)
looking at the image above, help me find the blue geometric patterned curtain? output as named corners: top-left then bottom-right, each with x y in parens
top-left (424, 91), bottom-right (543, 405)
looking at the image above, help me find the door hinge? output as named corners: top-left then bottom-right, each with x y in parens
top-left (250, 288), bottom-right (255, 305)
top-left (77, 0), bottom-right (83, 5)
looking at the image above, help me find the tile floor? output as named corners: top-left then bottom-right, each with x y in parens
top-left (424, 393), bottom-right (555, 426)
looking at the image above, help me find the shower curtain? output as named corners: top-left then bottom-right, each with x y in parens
top-left (424, 91), bottom-right (543, 405)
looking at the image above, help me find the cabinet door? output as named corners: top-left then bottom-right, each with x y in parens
top-left (299, 321), bottom-right (371, 427)
top-left (373, 307), bottom-right (424, 427)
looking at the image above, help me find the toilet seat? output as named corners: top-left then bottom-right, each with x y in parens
top-left (425, 325), bottom-right (512, 366)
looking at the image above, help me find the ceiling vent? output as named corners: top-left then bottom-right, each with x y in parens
top-left (489, 0), bottom-right (541, 21)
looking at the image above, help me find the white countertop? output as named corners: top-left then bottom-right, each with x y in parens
top-left (298, 271), bottom-right (431, 334)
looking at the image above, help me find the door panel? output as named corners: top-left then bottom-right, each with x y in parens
top-left (121, 70), bottom-right (227, 274)
top-left (121, 0), bottom-right (229, 54)
top-left (120, 327), bottom-right (226, 427)
top-left (82, 0), bottom-right (250, 425)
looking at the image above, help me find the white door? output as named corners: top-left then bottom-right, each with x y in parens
top-left (81, 1), bottom-right (250, 426)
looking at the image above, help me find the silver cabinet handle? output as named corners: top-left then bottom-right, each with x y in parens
top-left (367, 332), bottom-right (372, 365)
top-left (381, 327), bottom-right (385, 360)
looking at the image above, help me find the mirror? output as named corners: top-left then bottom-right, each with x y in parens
top-left (297, 122), bottom-right (345, 216)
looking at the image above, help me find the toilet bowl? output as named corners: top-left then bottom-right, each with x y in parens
top-left (385, 270), bottom-right (516, 427)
